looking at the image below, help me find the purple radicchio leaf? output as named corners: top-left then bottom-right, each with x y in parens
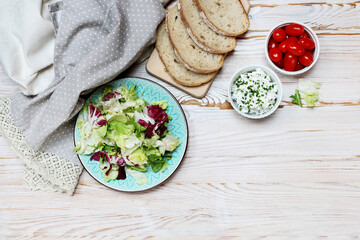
top-left (89, 104), bottom-right (107, 127)
top-left (116, 166), bottom-right (126, 180)
top-left (105, 164), bottom-right (112, 176)
top-left (104, 91), bottom-right (121, 101)
top-left (90, 151), bottom-right (105, 161)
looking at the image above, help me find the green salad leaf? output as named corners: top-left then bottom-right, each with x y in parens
top-left (126, 169), bottom-right (149, 185)
top-left (99, 86), bottom-right (114, 100)
top-left (152, 100), bottom-right (168, 110)
top-left (127, 165), bottom-right (147, 172)
top-left (107, 114), bottom-right (127, 123)
top-left (129, 119), bottom-right (146, 138)
top-left (304, 94), bottom-right (319, 107)
top-left (147, 154), bottom-right (168, 173)
top-left (120, 85), bottom-right (138, 101)
top-left (108, 121), bottom-right (134, 136)
top-left (290, 89), bottom-right (303, 107)
top-left (74, 125), bottom-right (107, 155)
top-left (129, 148), bottom-right (147, 165)
top-left (162, 134), bottom-right (181, 152)
top-left (298, 79), bottom-right (321, 107)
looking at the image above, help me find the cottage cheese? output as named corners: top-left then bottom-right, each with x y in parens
top-left (231, 68), bottom-right (278, 115)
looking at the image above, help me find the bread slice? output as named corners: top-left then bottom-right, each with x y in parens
top-left (156, 22), bottom-right (215, 87)
top-left (179, 0), bottom-right (236, 54)
top-left (166, 5), bottom-right (224, 73)
top-left (195, 0), bottom-right (250, 36)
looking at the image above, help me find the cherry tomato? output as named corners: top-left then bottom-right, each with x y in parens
top-left (299, 32), bottom-right (309, 38)
top-left (286, 42), bottom-right (305, 56)
top-left (299, 52), bottom-right (314, 66)
top-left (284, 53), bottom-right (298, 71)
top-left (285, 24), bottom-right (304, 36)
top-left (272, 28), bottom-right (287, 42)
top-left (298, 37), bottom-right (315, 50)
top-left (269, 48), bottom-right (283, 62)
top-left (278, 37), bottom-right (298, 53)
top-left (294, 62), bottom-right (304, 71)
top-left (268, 38), bottom-right (279, 49)
top-left (274, 58), bottom-right (284, 68)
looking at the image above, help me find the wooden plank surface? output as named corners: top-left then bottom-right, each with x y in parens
top-left (1, 0), bottom-right (360, 239)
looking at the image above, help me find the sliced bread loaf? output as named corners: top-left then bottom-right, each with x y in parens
top-left (195, 0), bottom-right (250, 36)
top-left (179, 0), bottom-right (236, 54)
top-left (166, 5), bottom-right (224, 73)
top-left (156, 22), bottom-right (215, 87)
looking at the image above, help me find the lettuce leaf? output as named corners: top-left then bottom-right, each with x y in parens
top-left (77, 103), bottom-right (88, 130)
top-left (298, 79), bottom-right (321, 107)
top-left (119, 85), bottom-right (138, 101)
top-left (124, 134), bottom-right (142, 149)
top-left (107, 114), bottom-right (128, 123)
top-left (103, 169), bottom-right (119, 182)
top-left (129, 119), bottom-right (146, 138)
top-left (128, 148), bottom-right (147, 166)
top-left (74, 125), bottom-right (107, 155)
top-left (298, 79), bottom-right (321, 95)
top-left (100, 86), bottom-right (114, 101)
top-left (143, 135), bottom-right (160, 148)
top-left (126, 165), bottom-right (147, 172)
top-left (151, 100), bottom-right (168, 110)
top-left (74, 138), bottom-right (95, 155)
top-left (161, 134), bottom-right (181, 152)
top-left (121, 145), bottom-right (142, 162)
top-left (135, 98), bottom-right (146, 112)
top-left (146, 148), bottom-right (162, 157)
top-left (304, 94), bottom-right (319, 107)
top-left (108, 121), bottom-right (134, 136)
top-left (95, 125), bottom-right (107, 138)
top-left (126, 169), bottom-right (149, 185)
top-left (103, 145), bottom-right (119, 156)
top-left (160, 162), bottom-right (169, 172)
top-left (147, 154), bottom-right (168, 173)
top-left (99, 161), bottom-right (119, 181)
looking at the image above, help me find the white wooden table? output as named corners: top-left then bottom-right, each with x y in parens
top-left (1, 0), bottom-right (360, 238)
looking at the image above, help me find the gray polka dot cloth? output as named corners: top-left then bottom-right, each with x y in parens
top-left (11, 0), bottom-right (165, 165)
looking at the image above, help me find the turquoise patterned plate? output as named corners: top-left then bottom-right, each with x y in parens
top-left (74, 77), bottom-right (188, 192)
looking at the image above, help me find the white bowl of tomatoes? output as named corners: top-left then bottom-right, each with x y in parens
top-left (265, 22), bottom-right (320, 75)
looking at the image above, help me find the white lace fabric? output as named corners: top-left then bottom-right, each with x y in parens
top-left (0, 96), bottom-right (82, 195)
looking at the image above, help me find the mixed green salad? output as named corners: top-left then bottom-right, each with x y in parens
top-left (74, 85), bottom-right (181, 185)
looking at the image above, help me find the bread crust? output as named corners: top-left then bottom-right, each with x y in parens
top-left (155, 23), bottom-right (216, 87)
top-left (166, 5), bottom-right (224, 73)
top-left (179, 0), bottom-right (236, 54)
top-left (194, 0), bottom-right (250, 36)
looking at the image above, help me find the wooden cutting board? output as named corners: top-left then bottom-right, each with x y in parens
top-left (146, 0), bottom-right (250, 99)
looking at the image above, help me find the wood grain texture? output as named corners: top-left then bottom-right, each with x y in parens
top-left (1, 0), bottom-right (360, 239)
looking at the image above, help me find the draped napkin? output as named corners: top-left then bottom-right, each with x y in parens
top-left (0, 0), bottom-right (166, 194)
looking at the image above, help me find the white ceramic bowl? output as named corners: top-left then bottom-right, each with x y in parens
top-left (265, 21), bottom-right (320, 76)
top-left (228, 65), bottom-right (283, 120)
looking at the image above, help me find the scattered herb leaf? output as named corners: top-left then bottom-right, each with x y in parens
top-left (290, 89), bottom-right (302, 107)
